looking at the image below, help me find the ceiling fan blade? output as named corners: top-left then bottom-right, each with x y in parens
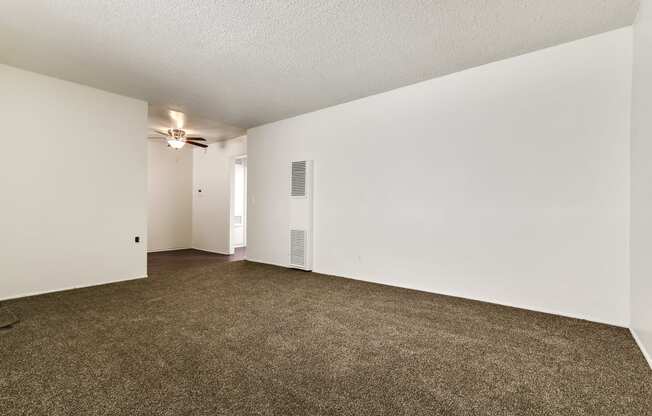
top-left (186, 136), bottom-right (206, 141)
top-left (152, 129), bottom-right (170, 136)
top-left (187, 141), bottom-right (208, 148)
top-left (148, 136), bottom-right (166, 140)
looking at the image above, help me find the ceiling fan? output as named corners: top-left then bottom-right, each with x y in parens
top-left (148, 128), bottom-right (208, 149)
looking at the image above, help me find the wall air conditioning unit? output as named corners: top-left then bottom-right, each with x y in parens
top-left (289, 160), bottom-right (313, 270)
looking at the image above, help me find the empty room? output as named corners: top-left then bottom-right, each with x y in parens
top-left (1, 1), bottom-right (651, 415)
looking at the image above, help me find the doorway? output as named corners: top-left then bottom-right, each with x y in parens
top-left (231, 155), bottom-right (247, 253)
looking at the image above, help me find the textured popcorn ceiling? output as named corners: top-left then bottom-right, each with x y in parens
top-left (0, 1), bottom-right (640, 129)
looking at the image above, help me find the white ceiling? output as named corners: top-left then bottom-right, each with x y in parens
top-left (0, 1), bottom-right (639, 129)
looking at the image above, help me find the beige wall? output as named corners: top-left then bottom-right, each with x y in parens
top-left (0, 64), bottom-right (148, 300)
top-left (147, 142), bottom-right (193, 252)
top-left (192, 136), bottom-right (247, 254)
top-left (248, 29), bottom-right (632, 326)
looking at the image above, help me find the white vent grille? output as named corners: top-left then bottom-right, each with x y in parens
top-left (289, 160), bottom-right (313, 270)
top-left (291, 161), bottom-right (307, 197)
top-left (290, 229), bottom-right (306, 267)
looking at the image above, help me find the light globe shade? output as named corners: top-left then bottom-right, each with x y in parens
top-left (167, 139), bottom-right (185, 149)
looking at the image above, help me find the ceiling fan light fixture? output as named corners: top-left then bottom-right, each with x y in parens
top-left (167, 138), bottom-right (185, 149)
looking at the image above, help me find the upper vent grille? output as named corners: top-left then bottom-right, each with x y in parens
top-left (290, 229), bottom-right (306, 267)
top-left (291, 161), bottom-right (307, 197)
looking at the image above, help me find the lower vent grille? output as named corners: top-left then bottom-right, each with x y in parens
top-left (290, 229), bottom-right (306, 267)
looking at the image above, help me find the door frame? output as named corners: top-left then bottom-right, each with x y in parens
top-left (229, 154), bottom-right (247, 253)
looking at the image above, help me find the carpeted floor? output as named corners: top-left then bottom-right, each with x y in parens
top-left (1, 250), bottom-right (650, 415)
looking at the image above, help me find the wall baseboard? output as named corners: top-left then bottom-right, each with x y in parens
top-left (147, 247), bottom-right (192, 253)
top-left (191, 247), bottom-right (233, 256)
top-left (0, 274), bottom-right (148, 302)
top-left (246, 259), bottom-right (626, 327)
top-left (246, 257), bottom-right (287, 268)
top-left (317, 268), bottom-right (628, 328)
top-left (631, 329), bottom-right (652, 370)
top-left (149, 247), bottom-right (235, 255)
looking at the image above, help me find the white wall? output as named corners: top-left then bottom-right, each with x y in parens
top-left (192, 136), bottom-right (246, 254)
top-left (247, 28), bottom-right (632, 326)
top-left (631, 0), bottom-right (652, 367)
top-left (147, 142), bottom-right (193, 252)
top-left (0, 64), bottom-right (148, 300)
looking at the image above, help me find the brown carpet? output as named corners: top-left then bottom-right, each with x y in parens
top-left (1, 250), bottom-right (650, 415)
top-left (0, 303), bottom-right (19, 328)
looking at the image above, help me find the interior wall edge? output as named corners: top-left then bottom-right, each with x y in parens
top-left (630, 329), bottom-right (652, 369)
top-left (629, 0), bottom-right (652, 372)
